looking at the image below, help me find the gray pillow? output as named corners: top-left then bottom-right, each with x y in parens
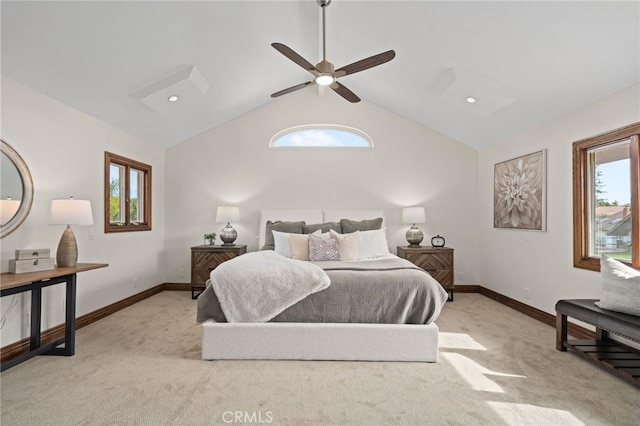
top-left (261, 220), bottom-right (305, 250)
top-left (340, 217), bottom-right (383, 233)
top-left (303, 221), bottom-right (342, 234)
top-left (595, 255), bottom-right (640, 316)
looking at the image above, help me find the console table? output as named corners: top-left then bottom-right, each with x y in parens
top-left (0, 263), bottom-right (108, 371)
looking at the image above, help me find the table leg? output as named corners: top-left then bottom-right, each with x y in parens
top-left (556, 312), bottom-right (567, 351)
top-left (63, 274), bottom-right (77, 356)
top-left (30, 286), bottom-right (42, 351)
top-left (46, 273), bottom-right (77, 356)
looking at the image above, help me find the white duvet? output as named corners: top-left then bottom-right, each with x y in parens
top-left (210, 251), bottom-right (331, 322)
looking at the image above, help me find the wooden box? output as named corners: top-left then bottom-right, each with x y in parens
top-left (15, 248), bottom-right (51, 260)
top-left (9, 257), bottom-right (55, 274)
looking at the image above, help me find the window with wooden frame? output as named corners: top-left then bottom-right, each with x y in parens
top-left (573, 122), bottom-right (640, 271)
top-left (104, 152), bottom-right (151, 233)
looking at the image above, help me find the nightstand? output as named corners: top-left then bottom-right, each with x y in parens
top-left (397, 246), bottom-right (454, 301)
top-left (190, 245), bottom-right (247, 299)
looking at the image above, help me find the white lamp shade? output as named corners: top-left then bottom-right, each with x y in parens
top-left (50, 198), bottom-right (94, 226)
top-left (216, 206), bottom-right (239, 223)
top-left (0, 197), bottom-right (21, 224)
top-left (402, 206), bottom-right (426, 224)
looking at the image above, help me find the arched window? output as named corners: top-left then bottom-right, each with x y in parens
top-left (270, 124), bottom-right (373, 148)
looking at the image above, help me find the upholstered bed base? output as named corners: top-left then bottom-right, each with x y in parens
top-left (201, 322), bottom-right (440, 362)
top-left (201, 208), bottom-right (441, 363)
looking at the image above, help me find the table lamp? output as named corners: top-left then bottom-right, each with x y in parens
top-left (216, 205), bottom-right (239, 246)
top-left (50, 197), bottom-right (94, 267)
top-left (402, 206), bottom-right (426, 247)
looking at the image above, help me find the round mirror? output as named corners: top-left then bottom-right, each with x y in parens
top-left (1, 140), bottom-right (34, 238)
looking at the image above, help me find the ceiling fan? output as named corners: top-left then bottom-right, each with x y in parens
top-left (271, 0), bottom-right (395, 103)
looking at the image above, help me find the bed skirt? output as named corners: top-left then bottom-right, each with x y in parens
top-left (201, 322), bottom-right (440, 362)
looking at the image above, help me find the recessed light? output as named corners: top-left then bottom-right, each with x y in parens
top-left (465, 96), bottom-right (477, 104)
top-left (168, 95), bottom-right (179, 102)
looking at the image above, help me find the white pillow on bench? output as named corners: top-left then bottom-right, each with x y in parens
top-left (595, 255), bottom-right (640, 316)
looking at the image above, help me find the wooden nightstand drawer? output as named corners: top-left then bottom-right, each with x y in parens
top-left (397, 246), bottom-right (454, 301)
top-left (190, 245), bottom-right (247, 299)
top-left (404, 251), bottom-right (452, 271)
top-left (428, 270), bottom-right (453, 288)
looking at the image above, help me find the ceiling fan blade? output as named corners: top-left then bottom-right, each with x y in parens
top-left (331, 82), bottom-right (361, 103)
top-left (335, 50), bottom-right (396, 77)
top-left (271, 81), bottom-right (315, 98)
top-left (271, 42), bottom-right (319, 73)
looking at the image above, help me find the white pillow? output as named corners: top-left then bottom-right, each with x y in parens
top-left (272, 230), bottom-right (293, 258)
top-left (289, 233), bottom-right (310, 261)
top-left (595, 255), bottom-right (640, 316)
top-left (328, 229), bottom-right (360, 261)
top-left (357, 227), bottom-right (390, 260)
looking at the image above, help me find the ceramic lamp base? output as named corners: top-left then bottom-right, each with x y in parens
top-left (56, 225), bottom-right (78, 267)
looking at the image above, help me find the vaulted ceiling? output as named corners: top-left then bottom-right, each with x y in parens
top-left (2, 1), bottom-right (638, 150)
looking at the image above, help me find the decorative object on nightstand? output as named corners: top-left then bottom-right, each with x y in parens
top-left (50, 197), bottom-right (94, 268)
top-left (402, 206), bottom-right (426, 247)
top-left (190, 244), bottom-right (247, 299)
top-left (203, 232), bottom-right (217, 245)
top-left (397, 246), bottom-right (454, 301)
top-left (431, 235), bottom-right (445, 248)
top-left (216, 205), bottom-right (239, 246)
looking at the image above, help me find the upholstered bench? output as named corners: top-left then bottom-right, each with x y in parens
top-left (556, 299), bottom-right (640, 388)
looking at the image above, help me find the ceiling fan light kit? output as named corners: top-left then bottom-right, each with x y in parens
top-left (271, 0), bottom-right (395, 103)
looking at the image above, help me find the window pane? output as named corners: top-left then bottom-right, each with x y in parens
top-left (109, 164), bottom-right (124, 223)
top-left (589, 139), bottom-right (631, 261)
top-left (129, 168), bottom-right (144, 223)
top-left (271, 125), bottom-right (372, 147)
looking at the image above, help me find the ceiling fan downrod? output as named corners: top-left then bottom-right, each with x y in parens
top-left (318, 0), bottom-right (331, 62)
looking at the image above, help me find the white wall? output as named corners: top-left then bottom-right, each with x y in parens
top-left (164, 89), bottom-right (480, 286)
top-left (478, 82), bottom-right (640, 315)
top-left (0, 77), bottom-right (166, 346)
top-left (4, 73), bottom-right (635, 349)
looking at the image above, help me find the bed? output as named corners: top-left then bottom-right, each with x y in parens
top-left (197, 209), bottom-right (448, 361)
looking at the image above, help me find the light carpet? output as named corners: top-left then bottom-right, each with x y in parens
top-left (1, 292), bottom-right (638, 425)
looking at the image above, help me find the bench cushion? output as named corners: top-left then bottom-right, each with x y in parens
top-left (556, 299), bottom-right (640, 342)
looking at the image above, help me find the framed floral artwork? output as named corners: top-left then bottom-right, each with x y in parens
top-left (494, 149), bottom-right (547, 230)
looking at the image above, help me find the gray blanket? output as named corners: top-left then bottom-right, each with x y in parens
top-left (196, 256), bottom-right (448, 324)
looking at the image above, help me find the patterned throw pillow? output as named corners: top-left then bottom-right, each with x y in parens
top-left (308, 234), bottom-right (340, 261)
